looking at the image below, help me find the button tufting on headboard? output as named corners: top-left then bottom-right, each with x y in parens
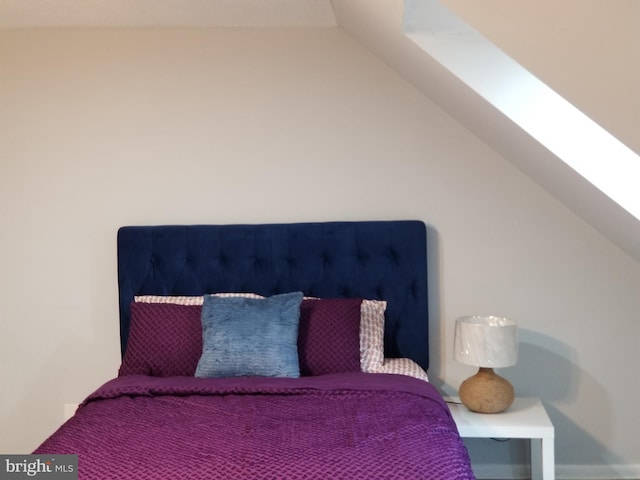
top-left (117, 221), bottom-right (430, 370)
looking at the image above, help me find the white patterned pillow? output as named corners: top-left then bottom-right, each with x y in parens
top-left (359, 299), bottom-right (386, 373)
top-left (134, 294), bottom-right (388, 374)
top-left (373, 357), bottom-right (429, 382)
top-left (134, 293), bottom-right (263, 305)
top-left (135, 295), bottom-right (204, 305)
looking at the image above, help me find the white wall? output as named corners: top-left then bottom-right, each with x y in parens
top-left (1, 27), bottom-right (639, 476)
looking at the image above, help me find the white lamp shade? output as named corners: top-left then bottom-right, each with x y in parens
top-left (454, 316), bottom-right (518, 368)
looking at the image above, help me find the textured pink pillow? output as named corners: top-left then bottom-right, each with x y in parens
top-left (118, 302), bottom-right (203, 377)
top-left (297, 298), bottom-right (363, 376)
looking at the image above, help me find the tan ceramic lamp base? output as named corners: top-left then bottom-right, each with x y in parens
top-left (459, 367), bottom-right (514, 413)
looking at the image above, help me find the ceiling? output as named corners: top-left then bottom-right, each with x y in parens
top-left (0, 0), bottom-right (337, 28)
top-left (332, 0), bottom-right (640, 262)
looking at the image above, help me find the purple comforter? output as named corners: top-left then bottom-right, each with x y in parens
top-left (36, 373), bottom-right (475, 479)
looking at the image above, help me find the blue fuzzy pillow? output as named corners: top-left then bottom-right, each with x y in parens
top-left (195, 292), bottom-right (304, 378)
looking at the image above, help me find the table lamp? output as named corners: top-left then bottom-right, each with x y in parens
top-left (454, 315), bottom-right (518, 413)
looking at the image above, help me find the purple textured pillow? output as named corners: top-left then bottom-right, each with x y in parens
top-left (118, 302), bottom-right (203, 377)
top-left (297, 298), bottom-right (363, 376)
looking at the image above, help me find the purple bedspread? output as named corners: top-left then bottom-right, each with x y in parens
top-left (36, 373), bottom-right (475, 479)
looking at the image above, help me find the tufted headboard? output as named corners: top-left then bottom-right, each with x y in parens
top-left (117, 221), bottom-right (430, 370)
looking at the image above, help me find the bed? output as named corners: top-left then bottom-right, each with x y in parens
top-left (35, 220), bottom-right (475, 479)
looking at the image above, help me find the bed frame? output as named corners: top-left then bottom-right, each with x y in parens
top-left (117, 220), bottom-right (429, 370)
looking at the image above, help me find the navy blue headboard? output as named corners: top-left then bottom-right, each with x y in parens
top-left (117, 221), bottom-right (429, 370)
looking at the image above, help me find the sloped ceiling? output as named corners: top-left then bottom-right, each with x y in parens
top-left (0, 0), bottom-right (337, 28)
top-left (2, 0), bottom-right (638, 262)
top-left (442, 0), bottom-right (640, 157)
top-left (331, 0), bottom-right (640, 263)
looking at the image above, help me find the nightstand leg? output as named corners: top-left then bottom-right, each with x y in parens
top-left (531, 437), bottom-right (555, 480)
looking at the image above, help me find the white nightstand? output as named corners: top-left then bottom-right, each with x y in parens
top-left (445, 397), bottom-right (555, 480)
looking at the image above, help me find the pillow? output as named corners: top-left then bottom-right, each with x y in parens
top-left (123, 295), bottom-right (423, 381)
top-left (133, 294), bottom-right (388, 375)
top-left (134, 293), bottom-right (262, 304)
top-left (119, 302), bottom-right (203, 377)
top-left (195, 292), bottom-right (304, 378)
top-left (298, 298), bottom-right (362, 376)
top-left (359, 299), bottom-right (386, 372)
top-left (373, 358), bottom-right (430, 382)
